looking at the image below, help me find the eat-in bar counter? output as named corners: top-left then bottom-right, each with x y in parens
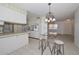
top-left (0, 32), bottom-right (29, 55)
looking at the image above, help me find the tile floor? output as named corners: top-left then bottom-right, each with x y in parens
top-left (9, 35), bottom-right (79, 55)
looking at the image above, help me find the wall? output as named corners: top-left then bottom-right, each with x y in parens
top-left (28, 12), bottom-right (47, 38)
top-left (74, 7), bottom-right (79, 48)
top-left (27, 12), bottom-right (40, 38)
top-left (56, 21), bottom-right (64, 34)
top-left (0, 5), bottom-right (26, 24)
top-left (28, 11), bottom-right (73, 39)
top-left (56, 20), bottom-right (73, 35)
top-left (0, 33), bottom-right (28, 54)
top-left (40, 17), bottom-right (47, 35)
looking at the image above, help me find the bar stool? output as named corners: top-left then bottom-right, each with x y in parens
top-left (38, 34), bottom-right (51, 55)
top-left (53, 40), bottom-right (64, 55)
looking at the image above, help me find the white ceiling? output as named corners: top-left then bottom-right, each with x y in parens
top-left (13, 3), bottom-right (79, 20)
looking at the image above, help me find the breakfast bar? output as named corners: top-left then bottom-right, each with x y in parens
top-left (0, 32), bottom-right (29, 54)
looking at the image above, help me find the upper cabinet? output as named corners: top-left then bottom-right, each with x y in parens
top-left (0, 5), bottom-right (27, 24)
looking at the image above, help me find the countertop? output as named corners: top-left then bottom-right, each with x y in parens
top-left (0, 32), bottom-right (29, 38)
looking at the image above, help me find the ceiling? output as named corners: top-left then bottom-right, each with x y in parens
top-left (13, 3), bottom-right (79, 20)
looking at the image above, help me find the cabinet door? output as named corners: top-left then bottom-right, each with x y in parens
top-left (0, 26), bottom-right (3, 33)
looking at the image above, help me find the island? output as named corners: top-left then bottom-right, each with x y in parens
top-left (0, 32), bottom-right (29, 54)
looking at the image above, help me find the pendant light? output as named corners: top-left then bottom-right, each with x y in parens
top-left (45, 3), bottom-right (56, 23)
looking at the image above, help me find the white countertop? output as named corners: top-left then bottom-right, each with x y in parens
top-left (0, 32), bottom-right (28, 38)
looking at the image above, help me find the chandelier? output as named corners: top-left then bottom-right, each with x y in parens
top-left (45, 3), bottom-right (56, 23)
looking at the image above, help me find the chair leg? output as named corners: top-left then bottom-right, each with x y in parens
top-left (38, 40), bottom-right (41, 49)
top-left (54, 44), bottom-right (56, 55)
top-left (62, 44), bottom-right (64, 55)
top-left (41, 40), bottom-right (44, 55)
top-left (48, 42), bottom-right (52, 55)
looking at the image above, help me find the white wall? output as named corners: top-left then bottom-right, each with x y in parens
top-left (0, 33), bottom-right (28, 54)
top-left (74, 7), bottom-right (79, 48)
top-left (28, 11), bottom-right (47, 39)
top-left (40, 17), bottom-right (47, 35)
top-left (56, 20), bottom-right (73, 35)
top-left (28, 11), bottom-right (73, 39)
top-left (56, 21), bottom-right (64, 34)
top-left (28, 12), bottom-right (40, 38)
top-left (64, 20), bottom-right (73, 35)
top-left (0, 5), bottom-right (26, 24)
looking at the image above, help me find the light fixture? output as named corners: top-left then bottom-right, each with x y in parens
top-left (45, 3), bottom-right (56, 23)
top-left (52, 18), bottom-right (56, 22)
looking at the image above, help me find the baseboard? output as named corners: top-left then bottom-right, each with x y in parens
top-left (62, 34), bottom-right (73, 36)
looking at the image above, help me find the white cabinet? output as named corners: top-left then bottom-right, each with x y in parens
top-left (0, 33), bottom-right (28, 54)
top-left (0, 21), bottom-right (4, 25)
top-left (29, 31), bottom-right (39, 38)
top-left (0, 5), bottom-right (26, 24)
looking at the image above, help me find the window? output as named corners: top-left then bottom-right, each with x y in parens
top-left (49, 24), bottom-right (58, 34)
top-left (49, 24), bottom-right (58, 29)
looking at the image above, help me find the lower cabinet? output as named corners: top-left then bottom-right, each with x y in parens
top-left (0, 33), bottom-right (28, 54)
